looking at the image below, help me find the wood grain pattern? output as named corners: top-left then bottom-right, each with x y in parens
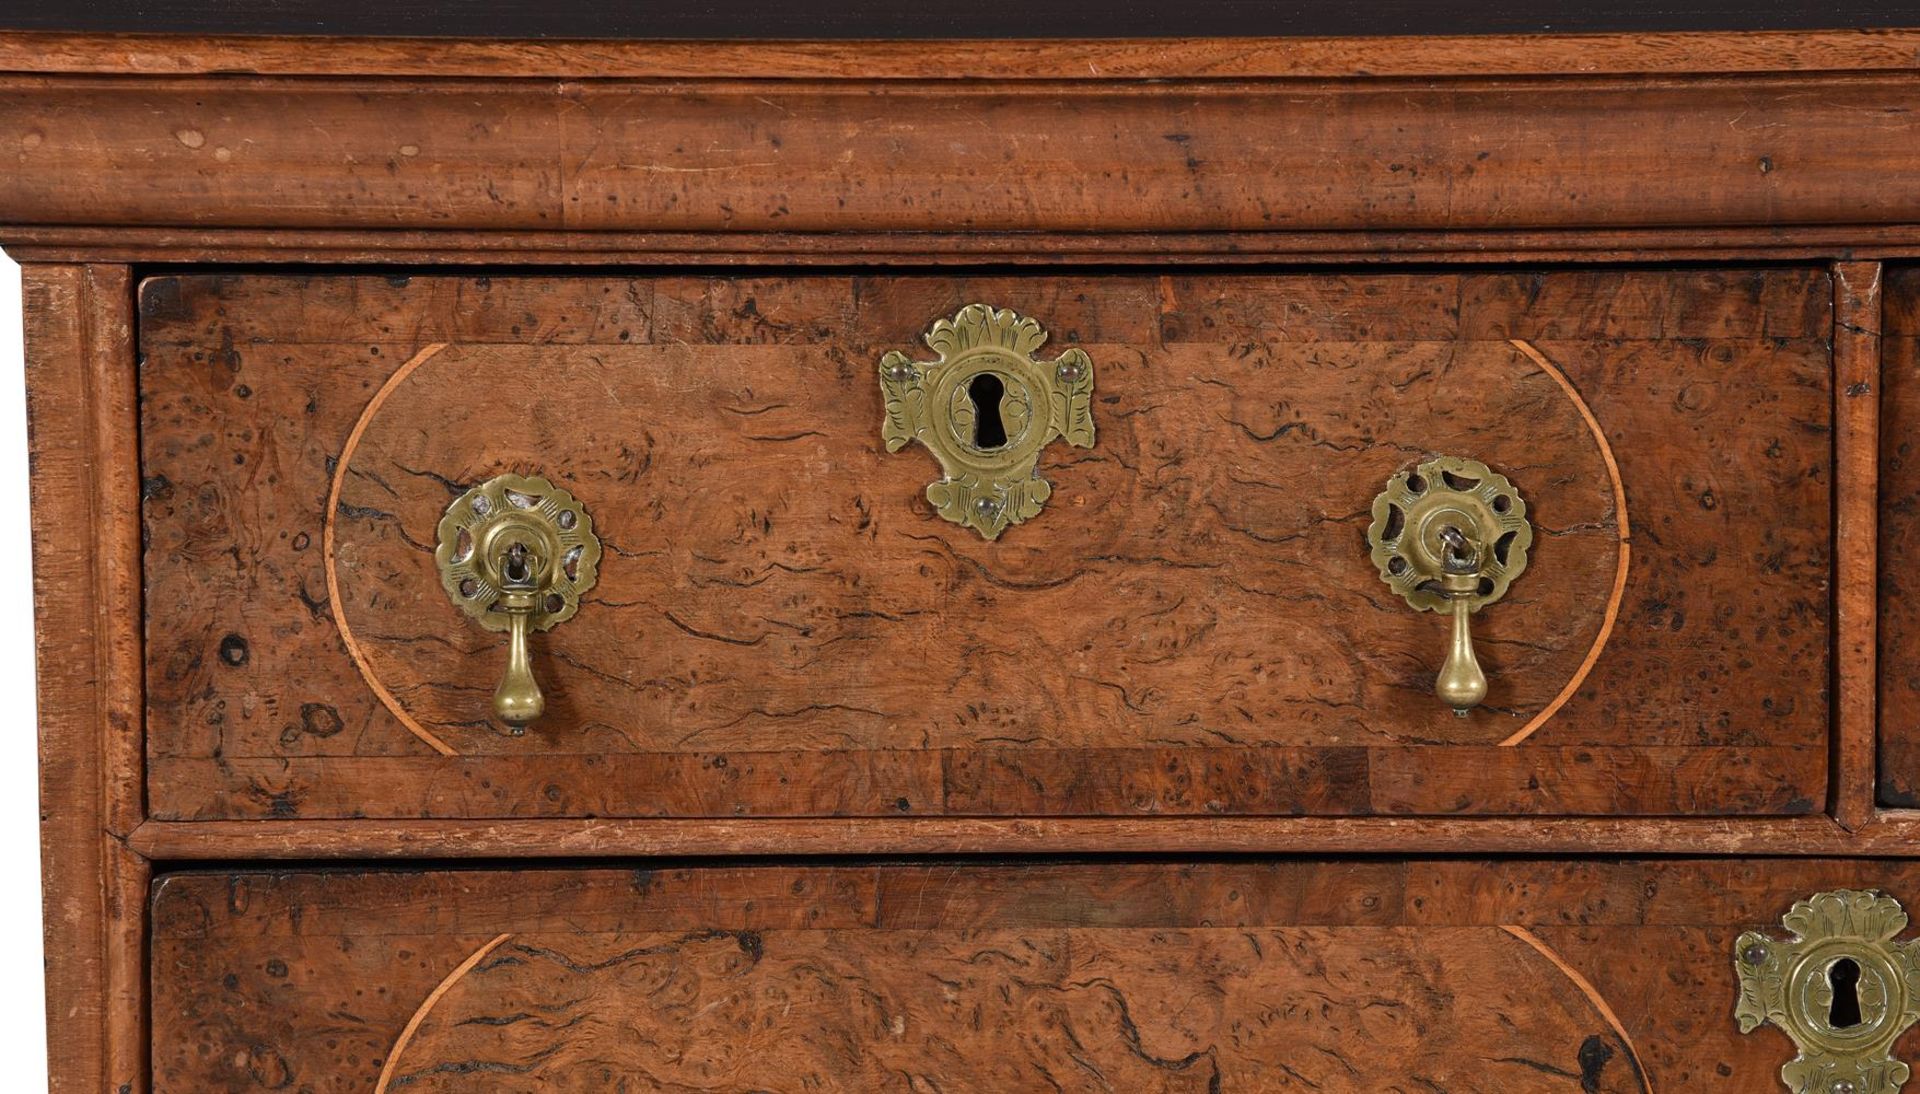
top-left (372, 932), bottom-right (513, 1094)
top-left (149, 859), bottom-right (1920, 1092)
top-left (121, 814), bottom-right (1883, 860)
top-left (138, 269), bottom-right (1832, 820)
top-left (320, 342), bottom-right (457, 757)
top-left (1877, 264), bottom-right (1920, 809)
top-left (380, 930), bottom-right (1638, 1092)
top-left (10, 28), bottom-right (1920, 79)
top-left (24, 263), bottom-right (147, 1093)
top-left (1501, 338), bottom-right (1632, 748)
top-left (1501, 923), bottom-right (1649, 1083)
top-left (6, 75), bottom-right (1920, 242)
top-left (1834, 261), bottom-right (1883, 829)
top-left (31, 224), bottom-right (1920, 269)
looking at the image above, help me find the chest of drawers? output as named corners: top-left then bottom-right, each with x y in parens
top-left (14, 20), bottom-right (1920, 1093)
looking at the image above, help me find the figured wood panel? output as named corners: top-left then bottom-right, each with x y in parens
top-left (140, 269), bottom-right (1833, 820)
top-left (9, 76), bottom-right (1920, 238)
top-left (149, 859), bottom-right (1920, 1092)
top-left (1876, 266), bottom-right (1920, 807)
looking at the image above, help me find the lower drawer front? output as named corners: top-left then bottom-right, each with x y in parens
top-left (152, 860), bottom-right (1918, 1092)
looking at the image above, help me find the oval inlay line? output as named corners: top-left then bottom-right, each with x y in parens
top-left (378, 926), bottom-right (1654, 1090)
top-left (330, 339), bottom-right (1625, 759)
top-left (1501, 925), bottom-right (1653, 1092)
top-left (1499, 339), bottom-right (1633, 748)
top-left (323, 341), bottom-right (459, 756)
top-left (373, 931), bottom-right (516, 1094)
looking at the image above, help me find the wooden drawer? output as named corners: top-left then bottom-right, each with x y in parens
top-left (150, 858), bottom-right (1917, 1092)
top-left (139, 267), bottom-right (1835, 821)
top-left (1880, 266), bottom-right (1920, 808)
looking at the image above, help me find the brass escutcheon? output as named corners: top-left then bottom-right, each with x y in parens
top-left (879, 303), bottom-right (1095, 540)
top-left (1737, 890), bottom-right (1920, 1094)
top-left (434, 473), bottom-right (601, 734)
top-left (1366, 455), bottom-right (1532, 714)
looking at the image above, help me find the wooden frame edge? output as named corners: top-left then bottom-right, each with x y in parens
top-left (26, 263), bottom-right (148, 1094)
top-left (18, 225), bottom-right (1920, 268)
top-left (128, 814), bottom-right (1900, 860)
top-left (1835, 260), bottom-right (1884, 830)
top-left (8, 74), bottom-right (1920, 243)
top-left (4, 28), bottom-right (1920, 79)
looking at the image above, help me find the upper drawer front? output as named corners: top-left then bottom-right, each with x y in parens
top-left (139, 269), bottom-right (1833, 821)
top-left (152, 860), bottom-right (1920, 1092)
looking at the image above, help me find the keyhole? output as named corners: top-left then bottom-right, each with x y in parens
top-left (1829, 957), bottom-right (1864, 1028)
top-left (967, 373), bottom-right (1009, 449)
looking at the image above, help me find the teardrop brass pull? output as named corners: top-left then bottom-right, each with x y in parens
top-left (491, 540), bottom-right (546, 726)
top-left (1366, 456), bottom-right (1531, 715)
top-left (434, 474), bottom-right (601, 734)
top-left (1437, 596), bottom-right (1487, 711)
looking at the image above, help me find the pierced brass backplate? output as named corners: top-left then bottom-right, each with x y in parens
top-left (1737, 890), bottom-right (1920, 1094)
top-left (879, 303), bottom-right (1095, 539)
top-left (1368, 455), bottom-right (1531, 613)
top-left (434, 474), bottom-right (601, 732)
top-left (1366, 455), bottom-right (1532, 714)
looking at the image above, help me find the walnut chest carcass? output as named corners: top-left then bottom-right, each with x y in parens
top-left (12, 21), bottom-right (1920, 1094)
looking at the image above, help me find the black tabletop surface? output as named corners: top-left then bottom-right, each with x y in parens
top-left (4, 0), bottom-right (1920, 39)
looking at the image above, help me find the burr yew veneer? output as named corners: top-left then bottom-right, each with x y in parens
top-left (14, 24), bottom-right (1920, 1094)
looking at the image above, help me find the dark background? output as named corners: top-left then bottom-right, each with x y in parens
top-left (5, 1), bottom-right (1920, 39)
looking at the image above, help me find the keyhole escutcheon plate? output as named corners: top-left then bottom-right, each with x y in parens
top-left (1736, 889), bottom-right (1920, 1094)
top-left (879, 303), bottom-right (1095, 540)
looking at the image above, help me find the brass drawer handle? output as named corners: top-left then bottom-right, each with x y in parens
top-left (1737, 890), bottom-right (1920, 1094)
top-left (434, 474), bottom-right (601, 733)
top-left (1366, 456), bottom-right (1531, 715)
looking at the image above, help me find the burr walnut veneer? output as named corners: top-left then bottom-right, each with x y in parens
top-left (139, 268), bottom-right (1830, 821)
top-left (14, 25), bottom-right (1920, 1093)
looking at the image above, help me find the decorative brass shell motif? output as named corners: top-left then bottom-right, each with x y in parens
top-left (1736, 889), bottom-right (1920, 1094)
top-left (879, 304), bottom-right (1095, 539)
